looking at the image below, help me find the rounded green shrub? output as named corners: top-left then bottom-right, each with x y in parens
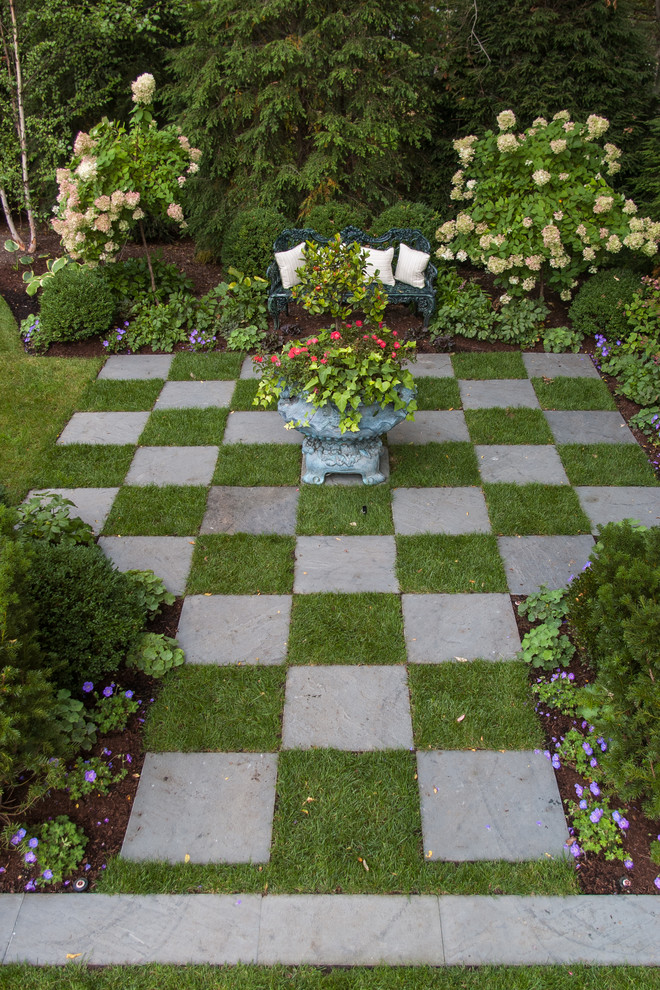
top-left (371, 201), bottom-right (439, 244)
top-left (568, 268), bottom-right (640, 339)
top-left (302, 201), bottom-right (372, 237)
top-left (28, 542), bottom-right (145, 691)
top-left (220, 207), bottom-right (290, 275)
top-left (37, 264), bottom-right (116, 346)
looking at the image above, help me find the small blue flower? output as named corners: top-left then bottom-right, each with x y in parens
top-left (624, 858), bottom-right (633, 870)
top-left (28, 837), bottom-right (38, 849)
top-left (590, 781), bottom-right (600, 796)
top-left (82, 682), bottom-right (94, 693)
top-left (42, 869), bottom-right (53, 881)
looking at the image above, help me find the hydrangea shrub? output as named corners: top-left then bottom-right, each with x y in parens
top-left (436, 111), bottom-right (660, 304)
top-left (51, 74), bottom-right (201, 266)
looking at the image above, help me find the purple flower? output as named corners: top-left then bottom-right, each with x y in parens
top-left (103, 685), bottom-right (113, 698)
top-left (125, 753), bottom-right (132, 763)
top-left (624, 858), bottom-right (633, 870)
top-left (655, 877), bottom-right (660, 890)
top-left (24, 851), bottom-right (36, 863)
top-left (569, 842), bottom-right (581, 858)
top-left (82, 681), bottom-right (94, 693)
top-left (574, 783), bottom-right (583, 797)
top-left (590, 758), bottom-right (598, 768)
top-left (579, 799), bottom-right (588, 810)
top-left (28, 837), bottom-right (38, 849)
top-left (24, 880), bottom-right (36, 892)
top-left (589, 808), bottom-right (603, 824)
top-left (42, 869), bottom-right (53, 880)
top-left (10, 828), bottom-right (26, 845)
top-left (618, 817), bottom-right (629, 830)
top-left (590, 781), bottom-right (600, 796)
top-left (612, 810), bottom-right (621, 823)
top-left (84, 769), bottom-right (97, 783)
top-left (125, 690), bottom-right (134, 699)
top-left (583, 742), bottom-right (593, 756)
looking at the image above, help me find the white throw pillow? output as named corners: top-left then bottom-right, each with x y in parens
top-left (395, 242), bottom-right (430, 289)
top-left (363, 246), bottom-right (395, 286)
top-left (275, 242), bottom-right (306, 289)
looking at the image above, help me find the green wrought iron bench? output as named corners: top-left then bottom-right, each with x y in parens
top-left (267, 225), bottom-right (437, 331)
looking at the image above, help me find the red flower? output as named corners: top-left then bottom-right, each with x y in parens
top-left (330, 331), bottom-right (342, 340)
top-left (271, 355), bottom-right (280, 365)
top-left (393, 341), bottom-right (401, 349)
top-left (355, 320), bottom-right (363, 327)
top-left (378, 340), bottom-right (386, 349)
top-left (320, 358), bottom-right (328, 364)
top-left (254, 355), bottom-right (263, 363)
top-left (392, 330), bottom-right (398, 336)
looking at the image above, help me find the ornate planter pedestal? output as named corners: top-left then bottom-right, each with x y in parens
top-left (277, 388), bottom-right (416, 486)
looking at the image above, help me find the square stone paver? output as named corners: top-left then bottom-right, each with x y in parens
top-left (57, 411), bottom-right (149, 445)
top-left (544, 411), bottom-right (636, 444)
top-left (404, 354), bottom-right (454, 378)
top-left (98, 536), bottom-right (195, 595)
top-left (522, 353), bottom-right (599, 378)
top-left (475, 446), bottom-right (569, 484)
top-left (201, 487), bottom-right (299, 535)
top-left (223, 411), bottom-right (303, 444)
top-left (392, 488), bottom-right (491, 534)
top-left (281, 666), bottom-right (413, 750)
top-left (26, 487), bottom-right (118, 534)
top-left (177, 595), bottom-right (291, 665)
top-left (388, 411), bottom-right (469, 444)
top-left (240, 356), bottom-right (262, 379)
top-left (402, 593), bottom-right (521, 662)
top-left (121, 752), bottom-right (278, 863)
top-left (154, 381), bottom-right (236, 409)
top-left (575, 486), bottom-right (660, 532)
top-left (125, 446), bottom-right (218, 486)
top-left (98, 354), bottom-right (173, 379)
top-left (498, 535), bottom-right (595, 593)
top-left (417, 750), bottom-right (568, 860)
top-left (294, 535), bottom-right (398, 592)
top-left (458, 380), bottom-right (540, 410)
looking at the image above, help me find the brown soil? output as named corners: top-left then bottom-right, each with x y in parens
top-left (1, 221), bottom-right (659, 895)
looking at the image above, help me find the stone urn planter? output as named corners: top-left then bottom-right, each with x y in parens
top-left (277, 386), bottom-right (416, 485)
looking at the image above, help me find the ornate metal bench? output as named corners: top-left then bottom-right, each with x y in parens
top-left (267, 225), bottom-right (437, 331)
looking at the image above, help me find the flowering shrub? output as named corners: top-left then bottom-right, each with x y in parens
top-left (5, 817), bottom-right (87, 889)
top-left (436, 111), bottom-right (660, 303)
top-left (52, 73), bottom-right (201, 266)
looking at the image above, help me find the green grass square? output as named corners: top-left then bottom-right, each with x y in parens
top-left (31, 444), bottom-right (135, 488)
top-left (396, 534), bottom-right (507, 592)
top-left (483, 482), bottom-right (592, 535)
top-left (465, 408), bottom-right (553, 445)
top-left (187, 533), bottom-right (295, 594)
top-left (138, 408), bottom-right (228, 445)
top-left (169, 351), bottom-right (243, 380)
top-left (296, 486), bottom-right (394, 535)
top-left (144, 665), bottom-right (284, 752)
top-left (230, 379), bottom-right (276, 411)
top-left (388, 442), bottom-right (480, 487)
top-left (558, 443), bottom-right (660, 486)
top-left (451, 352), bottom-right (528, 380)
top-left (101, 485), bottom-right (207, 535)
top-left (410, 660), bottom-right (543, 751)
top-left (269, 750), bottom-right (424, 893)
top-left (414, 377), bottom-right (461, 411)
top-left (78, 379), bottom-right (163, 412)
top-left (532, 377), bottom-right (617, 410)
top-left (213, 444), bottom-right (301, 486)
top-left (287, 593), bottom-right (406, 664)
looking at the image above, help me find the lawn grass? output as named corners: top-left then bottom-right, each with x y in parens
top-left (213, 444), bottom-right (302, 486)
top-left (102, 485), bottom-right (207, 535)
top-left (396, 534), bottom-right (508, 593)
top-left (532, 377), bottom-right (617, 410)
top-left (145, 665), bottom-right (285, 752)
top-left (169, 351), bottom-right (244, 380)
top-left (388, 442), bottom-right (480, 487)
top-left (0, 354), bottom-right (102, 502)
top-left (0, 294), bottom-right (22, 354)
top-left (465, 408), bottom-right (553, 445)
top-left (558, 443), bottom-right (660, 486)
top-left (139, 408), bottom-right (229, 445)
top-left (187, 533), bottom-right (295, 594)
top-left (29, 444), bottom-right (135, 489)
top-left (287, 593), bottom-right (406, 664)
top-left (296, 485), bottom-right (394, 535)
top-left (410, 661), bottom-right (542, 750)
top-left (414, 377), bottom-right (462, 410)
top-left (78, 378), bottom-right (163, 411)
top-left (483, 483), bottom-right (593, 535)
top-left (451, 352), bottom-right (528, 380)
top-left (231, 379), bottom-right (276, 410)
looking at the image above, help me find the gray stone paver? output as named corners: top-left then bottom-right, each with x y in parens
top-left (475, 445), bottom-right (569, 484)
top-left (57, 411), bottom-right (149, 445)
top-left (98, 536), bottom-right (194, 595)
top-left (26, 487), bottom-right (118, 534)
top-left (125, 445), bottom-right (218, 485)
top-left (403, 593), bottom-right (521, 662)
top-left (392, 487), bottom-right (491, 534)
top-left (223, 411), bottom-right (303, 444)
top-left (281, 666), bottom-right (413, 750)
top-left (388, 411), bottom-right (469, 443)
top-left (544, 410), bottom-right (637, 444)
top-left (498, 534), bottom-right (595, 593)
top-left (575, 486), bottom-right (660, 532)
top-left (121, 753), bottom-right (278, 864)
top-left (458, 379), bottom-right (540, 409)
top-left (155, 380), bottom-right (235, 408)
top-left (294, 535), bottom-right (398, 592)
top-left (404, 353), bottom-right (454, 378)
top-left (201, 486), bottom-right (299, 535)
top-left (177, 595), bottom-right (291, 665)
top-left (522, 352), bottom-right (599, 378)
top-left (240, 355), bottom-right (262, 379)
top-left (417, 750), bottom-right (568, 862)
top-left (98, 354), bottom-right (173, 379)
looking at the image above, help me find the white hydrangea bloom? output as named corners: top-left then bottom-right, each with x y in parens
top-left (593, 196), bottom-right (614, 214)
top-left (550, 139), bottom-right (567, 154)
top-left (486, 256), bottom-right (507, 274)
top-left (452, 170), bottom-right (465, 185)
top-left (558, 172), bottom-right (569, 181)
top-left (553, 110), bottom-right (571, 121)
top-left (622, 199), bottom-right (638, 215)
top-left (522, 277), bottom-right (536, 291)
top-left (131, 73), bottom-right (156, 105)
top-left (75, 157), bottom-right (97, 181)
top-left (560, 290), bottom-right (572, 301)
top-left (496, 109), bottom-right (516, 131)
top-left (606, 235), bottom-right (622, 253)
top-left (499, 293), bottom-right (512, 305)
top-left (456, 250), bottom-right (468, 262)
top-left (455, 213), bottom-right (475, 234)
top-left (532, 117), bottom-right (548, 127)
top-left (586, 114), bottom-right (609, 138)
top-left (497, 133), bottom-right (518, 153)
top-left (522, 217), bottom-right (533, 228)
top-left (532, 169), bottom-right (551, 186)
top-left (436, 220), bottom-right (456, 243)
top-left (623, 233), bottom-right (644, 249)
top-left (582, 247), bottom-right (596, 261)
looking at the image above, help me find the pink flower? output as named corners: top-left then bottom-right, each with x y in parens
top-left (355, 320), bottom-right (363, 327)
top-left (288, 348), bottom-right (298, 359)
top-left (330, 331), bottom-right (342, 340)
top-left (306, 337), bottom-right (319, 345)
top-left (319, 358), bottom-right (327, 364)
top-left (393, 342), bottom-right (401, 349)
top-left (378, 340), bottom-right (386, 348)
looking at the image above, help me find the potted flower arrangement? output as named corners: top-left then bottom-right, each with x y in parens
top-left (253, 235), bottom-right (417, 484)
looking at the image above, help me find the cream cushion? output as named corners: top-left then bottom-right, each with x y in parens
top-left (395, 242), bottom-right (430, 289)
top-left (275, 242), bottom-right (306, 289)
top-left (363, 246), bottom-right (396, 286)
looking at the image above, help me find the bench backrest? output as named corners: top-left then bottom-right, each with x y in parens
top-left (271, 226), bottom-right (432, 257)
